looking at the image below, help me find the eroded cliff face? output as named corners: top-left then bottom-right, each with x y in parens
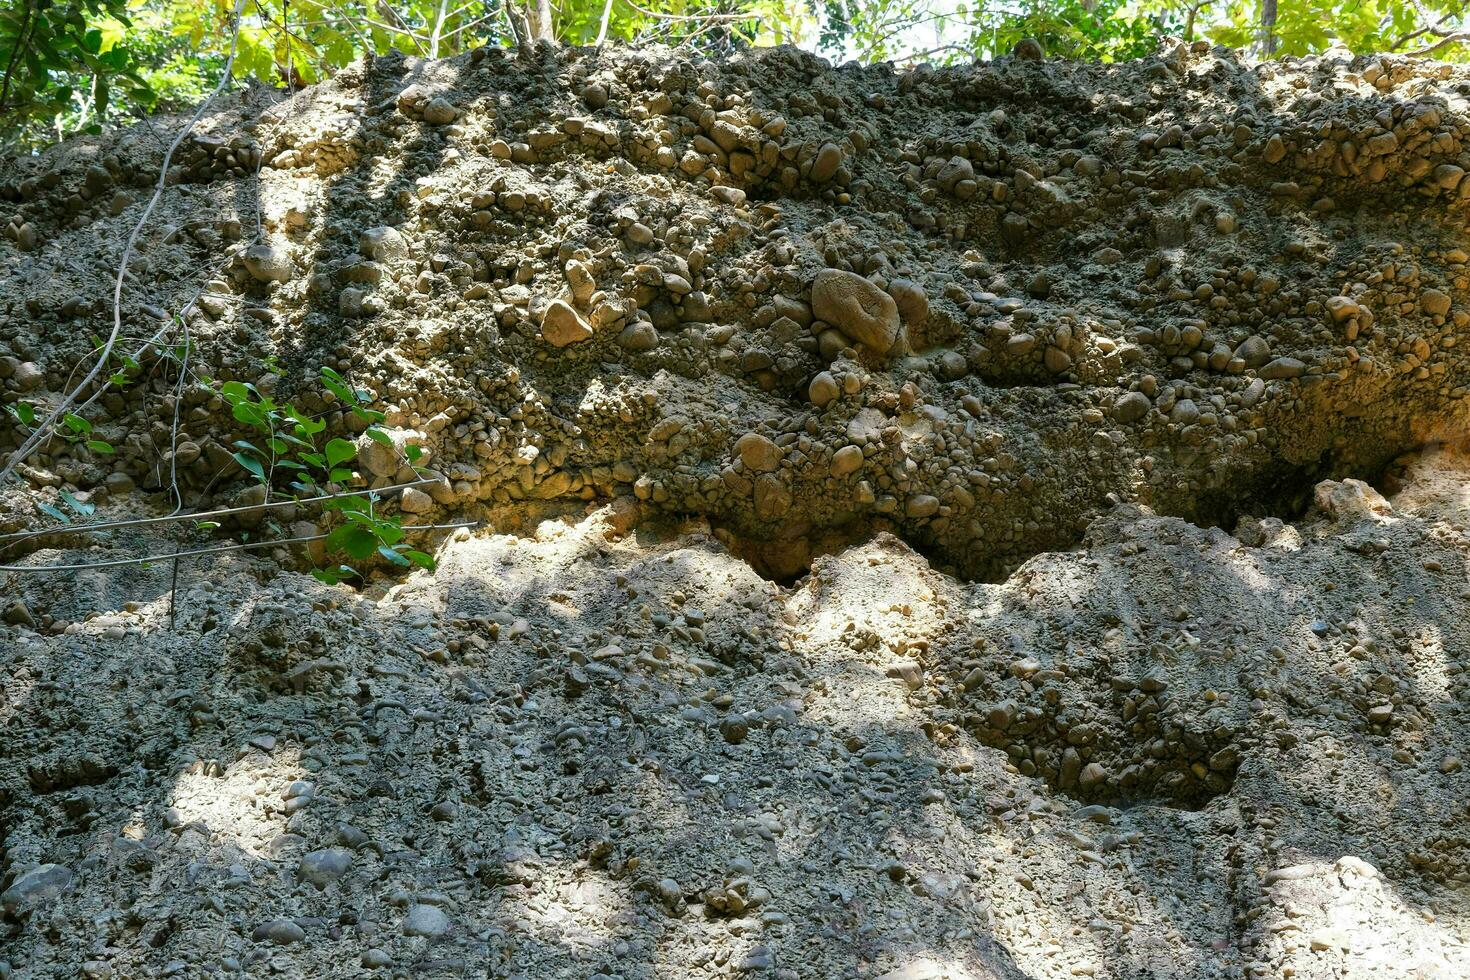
top-left (6, 41), bottom-right (1470, 578)
top-left (4, 39), bottom-right (1470, 980)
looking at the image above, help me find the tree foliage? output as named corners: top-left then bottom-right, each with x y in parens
top-left (4, 0), bottom-right (1470, 151)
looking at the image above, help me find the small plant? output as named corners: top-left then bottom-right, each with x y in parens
top-left (4, 402), bottom-right (114, 456)
top-left (206, 363), bottom-right (434, 582)
top-left (35, 489), bottom-right (96, 525)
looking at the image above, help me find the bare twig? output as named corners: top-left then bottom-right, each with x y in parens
top-left (619, 0), bottom-right (750, 24)
top-left (1406, 31), bottom-right (1470, 57)
top-left (594, 0), bottom-right (615, 45)
top-left (0, 478), bottom-right (445, 546)
top-left (0, 521), bottom-right (478, 574)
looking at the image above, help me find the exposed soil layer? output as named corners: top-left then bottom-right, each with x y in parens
top-left (4, 40), bottom-right (1470, 980)
top-left (5, 451), bottom-right (1470, 979)
top-left (6, 42), bottom-right (1470, 578)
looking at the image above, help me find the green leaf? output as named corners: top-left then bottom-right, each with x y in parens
top-left (405, 444), bottom-right (423, 462)
top-left (325, 437), bottom-right (357, 468)
top-left (85, 439), bottom-right (114, 454)
top-left (312, 563), bottom-right (359, 585)
top-left (365, 427), bottom-right (391, 446)
top-left (60, 490), bottom-right (95, 516)
top-left (379, 545), bottom-right (411, 566)
top-left (327, 525), bottom-right (378, 559)
top-left (61, 413), bottom-right (92, 435)
top-left (320, 374), bottom-right (355, 404)
top-left (195, 520), bottom-right (221, 531)
top-left (38, 502), bottom-right (70, 523)
top-left (220, 380), bottom-right (251, 403)
top-left (9, 402), bottom-right (36, 426)
top-left (232, 401), bottom-right (268, 427)
top-left (403, 550), bottom-right (435, 570)
top-left (328, 467), bottom-right (354, 483)
top-left (232, 451), bottom-right (266, 481)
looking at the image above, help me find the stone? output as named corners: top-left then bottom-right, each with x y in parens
top-left (252, 919), bottom-right (305, 945)
top-left (1043, 346), bottom-right (1072, 373)
top-left (1325, 296), bottom-right (1359, 322)
top-left (242, 243), bottom-right (293, 282)
top-left (360, 225), bottom-right (408, 263)
top-left (339, 286), bottom-right (367, 317)
top-left (710, 185), bottom-right (746, 206)
top-left (422, 97), bottom-right (457, 125)
top-left (1, 864), bottom-right (71, 912)
top-left (402, 904), bottom-right (451, 937)
top-left (3, 599), bottom-right (35, 626)
top-left (906, 494), bottom-right (940, 518)
top-left (811, 142), bottom-right (842, 182)
top-left (737, 433), bottom-right (782, 473)
top-left (618, 321), bottom-right (659, 351)
top-left (935, 156), bottom-right (975, 193)
top-left (357, 428), bottom-right (424, 478)
top-left (831, 445), bottom-right (864, 477)
top-left (1012, 37), bottom-right (1044, 60)
top-left (1113, 391), bottom-right (1151, 422)
top-left (1234, 335), bottom-right (1271, 368)
top-left (399, 486), bottom-right (434, 514)
top-left (298, 848), bottom-right (353, 888)
top-left (1259, 356), bottom-right (1307, 379)
top-left (808, 371), bottom-right (840, 407)
top-left (812, 270), bottom-right (901, 356)
top-left (541, 300), bottom-right (594, 347)
top-left (363, 949), bottom-right (393, 968)
top-left (1434, 164), bottom-right (1465, 191)
top-left (1421, 288), bottom-right (1452, 317)
top-left (887, 278), bottom-right (928, 327)
top-left (13, 360), bottom-right (42, 391)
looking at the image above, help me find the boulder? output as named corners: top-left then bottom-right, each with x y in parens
top-left (812, 270), bottom-right (901, 356)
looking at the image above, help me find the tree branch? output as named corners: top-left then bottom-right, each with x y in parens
top-left (594, 0), bottom-right (614, 45)
top-left (619, 0), bottom-right (751, 24)
top-left (1406, 31), bottom-right (1470, 57)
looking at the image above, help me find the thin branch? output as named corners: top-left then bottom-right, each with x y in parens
top-left (0, 521), bottom-right (478, 574)
top-left (1389, 0), bottom-right (1466, 51)
top-left (1406, 31), bottom-right (1470, 57)
top-left (900, 43), bottom-right (972, 63)
top-left (619, 0), bottom-right (751, 24)
top-left (0, 478), bottom-right (445, 546)
top-left (594, 0), bottom-right (614, 45)
top-left (440, 11), bottom-right (500, 40)
top-left (858, 9), bottom-right (965, 61)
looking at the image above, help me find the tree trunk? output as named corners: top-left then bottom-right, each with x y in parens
top-left (526, 0), bottom-right (555, 41)
top-left (1261, 0), bottom-right (1278, 56)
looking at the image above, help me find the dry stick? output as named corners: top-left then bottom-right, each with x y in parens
top-left (618, 0), bottom-right (749, 22)
top-left (594, 0), bottom-right (615, 45)
top-left (0, 521), bottom-right (478, 574)
top-left (0, 477), bottom-right (443, 544)
top-left (169, 541), bottom-right (182, 631)
top-left (0, 0), bottom-right (251, 489)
